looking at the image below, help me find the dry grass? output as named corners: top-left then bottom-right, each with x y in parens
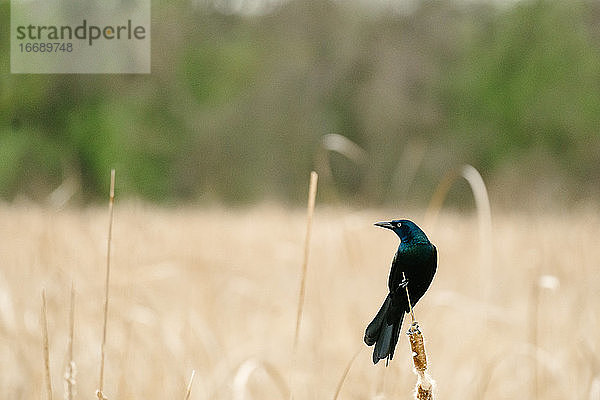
top-left (184, 369), bottom-right (196, 400)
top-left (41, 288), bottom-right (53, 400)
top-left (0, 203), bottom-right (598, 399)
top-left (97, 169), bottom-right (115, 400)
top-left (64, 283), bottom-right (76, 400)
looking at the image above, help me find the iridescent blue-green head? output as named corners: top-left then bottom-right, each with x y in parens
top-left (374, 219), bottom-right (430, 244)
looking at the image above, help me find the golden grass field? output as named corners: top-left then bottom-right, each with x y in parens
top-left (0, 203), bottom-right (598, 399)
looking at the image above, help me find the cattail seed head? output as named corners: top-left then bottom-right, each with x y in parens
top-left (408, 327), bottom-right (428, 372)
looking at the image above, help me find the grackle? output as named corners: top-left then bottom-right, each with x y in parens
top-left (364, 219), bottom-right (437, 365)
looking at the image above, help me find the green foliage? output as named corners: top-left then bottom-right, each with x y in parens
top-left (445, 1), bottom-right (600, 171)
top-left (1, 0), bottom-right (599, 206)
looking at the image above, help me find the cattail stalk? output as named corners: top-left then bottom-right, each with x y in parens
top-left (97, 169), bottom-right (115, 400)
top-left (289, 171), bottom-right (318, 400)
top-left (402, 272), bottom-right (434, 400)
top-left (42, 289), bottom-right (53, 400)
top-left (64, 283), bottom-right (76, 400)
top-left (293, 171), bottom-right (318, 349)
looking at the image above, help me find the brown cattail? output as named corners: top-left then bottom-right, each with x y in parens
top-left (407, 324), bottom-right (434, 400)
top-left (408, 325), bottom-right (427, 371)
top-left (416, 385), bottom-right (433, 400)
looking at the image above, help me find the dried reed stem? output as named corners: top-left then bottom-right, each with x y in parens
top-left (97, 169), bottom-right (115, 400)
top-left (184, 369), bottom-right (196, 400)
top-left (423, 169), bottom-right (458, 227)
top-left (460, 165), bottom-right (492, 300)
top-left (235, 358), bottom-right (290, 400)
top-left (402, 273), bottom-right (434, 400)
top-left (317, 134), bottom-right (367, 181)
top-left (293, 171), bottom-right (318, 349)
top-left (424, 165), bottom-right (492, 301)
top-left (64, 283), bottom-right (76, 400)
top-left (289, 171), bottom-right (318, 400)
top-left (42, 289), bottom-right (53, 400)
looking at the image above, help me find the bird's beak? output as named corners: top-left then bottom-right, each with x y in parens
top-left (374, 221), bottom-right (394, 230)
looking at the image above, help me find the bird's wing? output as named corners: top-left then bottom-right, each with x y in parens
top-left (428, 244), bottom-right (438, 282)
top-left (387, 251), bottom-right (400, 291)
top-left (388, 248), bottom-right (415, 295)
top-left (405, 243), bottom-right (437, 306)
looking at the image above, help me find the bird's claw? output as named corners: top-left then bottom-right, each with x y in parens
top-left (399, 278), bottom-right (409, 289)
top-left (391, 278), bottom-right (409, 295)
top-left (406, 322), bottom-right (421, 335)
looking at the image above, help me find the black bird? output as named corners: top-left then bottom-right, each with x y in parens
top-left (364, 219), bottom-right (437, 365)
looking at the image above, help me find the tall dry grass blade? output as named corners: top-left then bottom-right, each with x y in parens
top-left (47, 176), bottom-right (78, 209)
top-left (321, 134), bottom-right (368, 164)
top-left (423, 169), bottom-right (459, 228)
top-left (64, 282), bottom-right (76, 400)
top-left (529, 274), bottom-right (559, 399)
top-left (184, 369), bottom-right (196, 400)
top-left (389, 141), bottom-right (426, 204)
top-left (424, 165), bottom-right (492, 300)
top-left (460, 165), bottom-right (493, 300)
top-left (234, 359), bottom-right (289, 400)
top-left (293, 171), bottom-right (318, 349)
top-left (289, 171), bottom-right (318, 400)
top-left (317, 134), bottom-right (368, 181)
top-left (233, 360), bottom-right (259, 400)
top-left (97, 169), bottom-right (115, 400)
top-left (41, 289), bottom-right (53, 400)
top-left (332, 347), bottom-right (361, 400)
top-left (316, 134), bottom-right (366, 202)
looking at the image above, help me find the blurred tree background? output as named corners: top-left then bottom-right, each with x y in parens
top-left (1, 0), bottom-right (599, 208)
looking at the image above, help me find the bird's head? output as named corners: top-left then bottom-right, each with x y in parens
top-left (374, 219), bottom-right (429, 244)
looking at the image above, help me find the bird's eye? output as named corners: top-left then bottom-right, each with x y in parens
top-left (396, 222), bottom-right (402, 228)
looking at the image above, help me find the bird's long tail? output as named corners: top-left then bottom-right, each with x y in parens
top-left (364, 294), bottom-right (403, 365)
